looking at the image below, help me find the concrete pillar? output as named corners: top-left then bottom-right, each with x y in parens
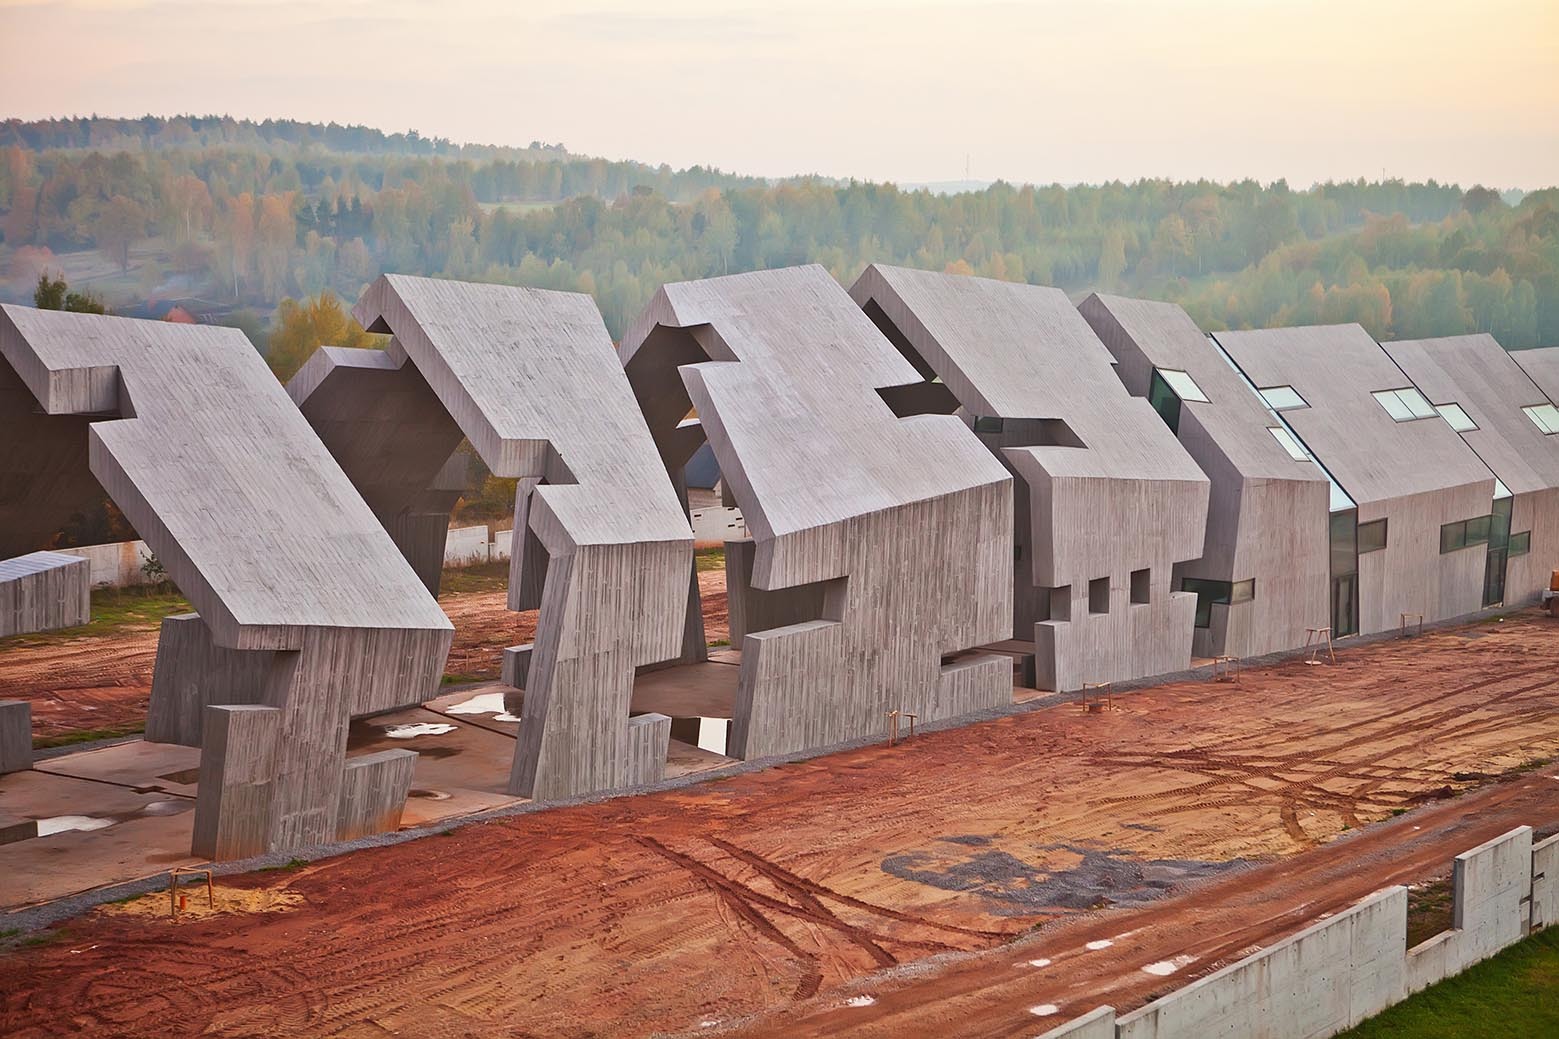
top-left (0, 699), bottom-right (32, 774)
top-left (335, 750), bottom-right (418, 841)
top-left (145, 613), bottom-right (273, 746)
top-left (624, 713), bottom-right (671, 787)
top-left (191, 704), bottom-right (281, 860)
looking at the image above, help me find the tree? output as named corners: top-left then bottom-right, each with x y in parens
top-left (33, 271), bottom-right (106, 314)
top-left (90, 195), bottom-right (148, 273)
top-left (265, 291), bottom-right (378, 380)
top-left (1098, 228), bottom-right (1127, 288)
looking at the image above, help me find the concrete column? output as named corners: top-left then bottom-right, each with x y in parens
top-left (335, 750), bottom-right (418, 841)
top-left (191, 704), bottom-right (281, 860)
top-left (0, 699), bottom-right (32, 774)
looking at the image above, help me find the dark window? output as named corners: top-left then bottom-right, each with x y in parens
top-left (1510, 531), bottom-right (1531, 557)
top-left (1440, 520), bottom-right (1468, 554)
top-left (1048, 585), bottom-right (1071, 622)
top-left (1330, 510), bottom-right (1359, 577)
top-left (1147, 370), bottom-right (1182, 435)
top-left (973, 416), bottom-right (1003, 434)
top-left (1466, 515), bottom-right (1492, 545)
top-left (1358, 519), bottom-right (1388, 554)
top-left (1181, 577), bottom-right (1233, 629)
top-left (1490, 497), bottom-right (1513, 549)
top-left (1130, 568), bottom-right (1150, 605)
top-left (1231, 578), bottom-right (1256, 603)
top-left (1088, 577), bottom-right (1110, 615)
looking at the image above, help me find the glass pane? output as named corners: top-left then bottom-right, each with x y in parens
top-left (1510, 531), bottom-right (1531, 556)
top-left (1440, 521), bottom-right (1466, 554)
top-left (1267, 426), bottom-right (1309, 461)
top-left (1158, 368), bottom-right (1210, 404)
top-left (1373, 389), bottom-right (1415, 422)
top-left (1436, 403), bottom-right (1478, 432)
top-left (1260, 386), bottom-right (1307, 411)
top-left (1329, 510), bottom-right (1358, 576)
top-left (1358, 519), bottom-right (1388, 554)
top-left (1148, 370), bottom-right (1182, 434)
top-left (1398, 388), bottom-right (1437, 419)
top-left (1523, 404), bottom-right (1559, 435)
top-left (1467, 515), bottom-right (1492, 545)
top-left (973, 416), bottom-right (1003, 434)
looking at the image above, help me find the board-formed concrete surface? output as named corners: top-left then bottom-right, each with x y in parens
top-left (1405, 825), bottom-right (1533, 993)
top-left (621, 265), bottom-right (1014, 759)
top-left (1035, 1006), bottom-right (1116, 1039)
top-left (1512, 345), bottom-right (1559, 404)
top-left (0, 551), bottom-right (89, 638)
top-left (0, 305), bottom-right (453, 859)
top-left (1080, 293), bottom-right (1330, 660)
top-left (850, 266), bottom-right (1209, 691)
top-left (1532, 833), bottom-right (1559, 933)
top-left (347, 274), bottom-right (695, 801)
top-left (0, 700), bottom-right (31, 774)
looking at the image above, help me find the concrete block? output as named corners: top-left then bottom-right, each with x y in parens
top-left (1033, 1006), bottom-right (1114, 1039)
top-left (335, 749), bottom-right (418, 841)
top-left (502, 643), bottom-right (534, 689)
top-left (145, 613), bottom-right (273, 746)
top-left (0, 551), bottom-right (90, 637)
top-left (0, 699), bottom-right (32, 774)
top-left (625, 713), bottom-right (671, 787)
top-left (1530, 834), bottom-right (1558, 934)
top-left (1, 815), bottom-right (39, 846)
top-left (1406, 826), bottom-right (1533, 993)
top-left (936, 653), bottom-right (1010, 717)
top-left (191, 705), bottom-right (281, 861)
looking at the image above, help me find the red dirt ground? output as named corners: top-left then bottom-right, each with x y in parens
top-left (2, 610), bottom-right (1557, 1038)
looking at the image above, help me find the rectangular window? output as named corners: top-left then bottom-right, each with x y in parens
top-left (1231, 578), bottom-right (1256, 603)
top-left (1130, 568), bottom-right (1150, 605)
top-left (1156, 368), bottom-right (1210, 404)
top-left (973, 415), bottom-right (1004, 434)
top-left (1148, 370), bottom-right (1183, 434)
top-left (1522, 403), bottom-right (1559, 435)
top-left (1181, 577), bottom-right (1233, 629)
top-left (1088, 577), bottom-right (1110, 615)
top-left (1440, 520), bottom-right (1468, 554)
top-left (1373, 387), bottom-right (1437, 422)
top-left (1048, 585), bottom-right (1071, 622)
top-left (1268, 425), bottom-right (1309, 461)
top-left (1466, 515), bottom-right (1492, 545)
top-left (1358, 518), bottom-right (1388, 554)
top-left (1436, 402), bottom-right (1478, 432)
top-left (1259, 385), bottom-right (1308, 411)
top-left (1509, 531), bottom-right (1531, 557)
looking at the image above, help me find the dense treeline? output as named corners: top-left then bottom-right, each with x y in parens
top-left (0, 117), bottom-right (1554, 348)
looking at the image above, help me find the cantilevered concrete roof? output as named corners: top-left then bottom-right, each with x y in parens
top-left (1384, 335), bottom-right (1559, 495)
top-left (0, 305), bottom-right (451, 651)
top-left (1513, 347), bottom-right (1559, 405)
top-left (1080, 292), bottom-right (1329, 486)
top-left (1213, 324), bottom-right (1494, 508)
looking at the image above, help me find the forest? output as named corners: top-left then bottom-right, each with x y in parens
top-left (1, 115), bottom-right (1555, 358)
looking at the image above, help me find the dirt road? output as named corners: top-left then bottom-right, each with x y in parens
top-left (0, 570), bottom-right (729, 740)
top-left (2, 611), bottom-right (1556, 1038)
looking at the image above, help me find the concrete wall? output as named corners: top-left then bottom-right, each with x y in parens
top-left (1047, 826), bottom-right (1547, 1039)
top-left (0, 699), bottom-right (31, 774)
top-left (0, 551), bottom-right (90, 637)
top-left (334, 749), bottom-right (418, 842)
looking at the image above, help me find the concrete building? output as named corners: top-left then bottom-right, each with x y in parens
top-left (1513, 346), bottom-right (1559, 404)
top-left (1384, 334), bottom-right (1559, 608)
top-left (294, 274), bottom-right (696, 802)
top-left (850, 266), bottom-right (1209, 690)
top-left (621, 265), bottom-right (1015, 757)
top-left (0, 305), bottom-right (453, 860)
top-left (1213, 324), bottom-right (1496, 637)
top-left (1079, 294), bottom-right (1331, 659)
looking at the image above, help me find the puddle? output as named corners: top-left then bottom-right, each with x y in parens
top-left (445, 692), bottom-right (520, 723)
top-left (382, 723), bottom-right (457, 739)
top-left (157, 768), bottom-right (201, 785)
top-left (36, 816), bottom-right (115, 836)
top-left (138, 800), bottom-right (193, 817)
top-left (1024, 958), bottom-right (1052, 968)
top-left (843, 995), bottom-right (876, 1008)
top-left (1142, 954), bottom-right (1195, 976)
top-left (1085, 939), bottom-right (1113, 951)
top-left (408, 789), bottom-right (452, 801)
top-left (1029, 1004), bottom-right (1059, 1017)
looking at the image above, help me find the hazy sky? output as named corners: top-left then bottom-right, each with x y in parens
top-left (2, 0), bottom-right (1555, 188)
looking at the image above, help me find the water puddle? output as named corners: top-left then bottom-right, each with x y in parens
top-left (36, 816), bottom-right (115, 837)
top-left (1142, 954), bottom-right (1195, 976)
top-left (445, 692), bottom-right (520, 723)
top-left (1085, 939), bottom-right (1113, 951)
top-left (383, 723), bottom-right (457, 739)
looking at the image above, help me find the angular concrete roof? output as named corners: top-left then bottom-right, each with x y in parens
top-left (1513, 347), bottom-right (1559, 405)
top-left (1213, 324), bottom-right (1494, 507)
top-left (1383, 334), bottom-right (1559, 495)
top-left (0, 304), bottom-right (451, 650)
top-left (1080, 292), bottom-right (1329, 486)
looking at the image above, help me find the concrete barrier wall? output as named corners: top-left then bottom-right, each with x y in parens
top-left (1406, 826), bottom-right (1532, 993)
top-left (1114, 886), bottom-right (1407, 1039)
top-left (1046, 826), bottom-right (1545, 1039)
top-left (1531, 834), bottom-right (1558, 934)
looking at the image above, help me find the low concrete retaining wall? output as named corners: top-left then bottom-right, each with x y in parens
top-left (1049, 825), bottom-right (1546, 1039)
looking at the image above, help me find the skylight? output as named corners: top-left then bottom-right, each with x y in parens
top-left (1436, 402), bottom-right (1478, 432)
top-left (1522, 403), bottom-right (1559, 435)
top-left (1258, 385), bottom-right (1307, 411)
top-left (1372, 387), bottom-right (1437, 422)
top-left (1155, 368), bottom-right (1210, 404)
top-left (1267, 426), bottom-right (1309, 461)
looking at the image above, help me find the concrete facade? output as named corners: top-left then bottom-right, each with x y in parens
top-left (340, 274), bottom-right (696, 802)
top-left (1512, 346), bottom-right (1559, 403)
top-left (1080, 294), bottom-right (1331, 659)
top-left (0, 305), bottom-right (453, 860)
top-left (1405, 826), bottom-right (1533, 993)
top-left (0, 550), bottom-right (90, 638)
top-left (622, 265), bottom-right (1014, 757)
top-left (1385, 334), bottom-right (1559, 609)
top-left (850, 266), bottom-right (1208, 690)
top-left (1214, 325), bottom-right (1496, 637)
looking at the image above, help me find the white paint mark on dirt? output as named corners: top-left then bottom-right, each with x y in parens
top-left (383, 723), bottom-right (457, 739)
top-left (1085, 939), bottom-right (1113, 951)
top-left (1142, 954), bottom-right (1195, 976)
top-left (844, 996), bottom-right (876, 1007)
top-left (1029, 1004), bottom-right (1059, 1016)
top-left (446, 692), bottom-right (521, 723)
top-left (1019, 958), bottom-right (1052, 968)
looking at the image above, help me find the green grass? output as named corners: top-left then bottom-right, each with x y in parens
top-left (0, 583), bottom-right (190, 651)
top-left (33, 723), bottom-right (145, 751)
top-left (258, 857), bottom-right (309, 872)
top-left (437, 561), bottom-right (511, 597)
top-left (1338, 927), bottom-right (1559, 1037)
top-left (695, 546), bottom-right (725, 573)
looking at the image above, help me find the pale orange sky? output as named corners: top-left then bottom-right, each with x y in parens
top-left (1, 0), bottom-right (1555, 188)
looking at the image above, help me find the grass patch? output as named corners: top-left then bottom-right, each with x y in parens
top-left (259, 857), bottom-right (309, 872)
top-left (1405, 876), bottom-right (1455, 948)
top-left (0, 583), bottom-right (190, 650)
top-left (438, 561), bottom-right (511, 597)
top-left (33, 722), bottom-right (145, 751)
top-left (441, 673), bottom-right (483, 686)
top-left (1339, 926), bottom-right (1559, 1037)
top-left (695, 546), bottom-right (725, 573)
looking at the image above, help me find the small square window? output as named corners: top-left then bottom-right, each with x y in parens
top-left (1231, 578), bottom-right (1256, 603)
top-left (1510, 531), bottom-right (1531, 557)
top-left (1436, 403), bottom-right (1478, 432)
top-left (1522, 403), bottom-right (1559, 435)
top-left (1088, 577), bottom-right (1110, 615)
top-left (1440, 520), bottom-right (1468, 554)
top-left (1130, 568), bottom-right (1150, 605)
top-left (1156, 368), bottom-right (1210, 404)
top-left (1358, 519), bottom-right (1388, 554)
top-left (1259, 385), bottom-right (1308, 411)
top-left (973, 416), bottom-right (1004, 434)
top-left (1372, 388), bottom-right (1436, 422)
top-left (1048, 585), bottom-right (1071, 622)
top-left (1267, 426), bottom-right (1309, 461)
top-left (1397, 387), bottom-right (1437, 419)
top-left (1466, 515), bottom-right (1492, 545)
